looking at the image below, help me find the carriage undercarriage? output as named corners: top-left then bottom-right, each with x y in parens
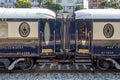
top-left (0, 51), bottom-right (120, 71)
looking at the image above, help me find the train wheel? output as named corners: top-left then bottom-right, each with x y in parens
top-left (0, 63), bottom-right (5, 69)
top-left (17, 58), bottom-right (34, 70)
top-left (97, 59), bottom-right (111, 70)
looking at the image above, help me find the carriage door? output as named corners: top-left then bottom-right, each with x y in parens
top-left (76, 20), bottom-right (91, 54)
top-left (40, 19), bottom-right (55, 54)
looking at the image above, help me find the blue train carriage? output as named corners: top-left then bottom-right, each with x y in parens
top-left (75, 9), bottom-right (120, 70)
top-left (0, 8), bottom-right (56, 70)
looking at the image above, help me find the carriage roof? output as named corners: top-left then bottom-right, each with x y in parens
top-left (75, 9), bottom-right (120, 19)
top-left (0, 8), bottom-right (56, 19)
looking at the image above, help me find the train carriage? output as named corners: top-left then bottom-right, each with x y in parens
top-left (75, 9), bottom-right (120, 69)
top-left (0, 8), bottom-right (57, 70)
top-left (1, 8), bottom-right (120, 71)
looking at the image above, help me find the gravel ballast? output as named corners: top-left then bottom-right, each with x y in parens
top-left (0, 73), bottom-right (120, 80)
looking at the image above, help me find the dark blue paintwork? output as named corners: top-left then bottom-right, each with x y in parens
top-left (0, 46), bottom-right (38, 54)
top-left (93, 41), bottom-right (120, 54)
top-left (0, 40), bottom-right (38, 54)
top-left (69, 18), bottom-right (76, 51)
top-left (55, 19), bottom-right (62, 51)
top-left (39, 19), bottom-right (54, 50)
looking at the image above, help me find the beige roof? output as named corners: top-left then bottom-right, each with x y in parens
top-left (0, 8), bottom-right (56, 19)
top-left (75, 9), bottom-right (120, 19)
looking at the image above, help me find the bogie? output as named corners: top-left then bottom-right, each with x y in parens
top-left (96, 59), bottom-right (113, 70)
top-left (15, 58), bottom-right (34, 70)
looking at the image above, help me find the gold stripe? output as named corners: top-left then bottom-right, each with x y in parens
top-left (42, 49), bottom-right (53, 53)
top-left (93, 39), bottom-right (120, 41)
top-left (77, 49), bottom-right (89, 54)
top-left (0, 37), bottom-right (38, 40)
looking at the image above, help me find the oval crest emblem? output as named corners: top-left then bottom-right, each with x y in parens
top-left (103, 23), bottom-right (114, 38)
top-left (19, 22), bottom-right (30, 37)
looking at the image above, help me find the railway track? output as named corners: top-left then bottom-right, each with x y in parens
top-left (0, 63), bottom-right (120, 73)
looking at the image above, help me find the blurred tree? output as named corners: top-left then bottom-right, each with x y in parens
top-left (100, 0), bottom-right (120, 8)
top-left (15, 0), bottom-right (32, 8)
top-left (43, 0), bottom-right (52, 8)
top-left (75, 5), bottom-right (83, 11)
top-left (37, 0), bottom-right (43, 7)
top-left (43, 0), bottom-right (63, 13)
top-left (51, 3), bottom-right (63, 13)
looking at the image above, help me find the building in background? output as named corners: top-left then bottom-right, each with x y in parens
top-left (0, 0), bottom-right (15, 8)
top-left (0, 0), bottom-right (89, 12)
top-left (89, 0), bottom-right (104, 8)
top-left (83, 0), bottom-right (88, 9)
top-left (53, 0), bottom-right (88, 12)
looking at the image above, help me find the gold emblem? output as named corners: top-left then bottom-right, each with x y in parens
top-left (103, 23), bottom-right (114, 38)
top-left (19, 22), bottom-right (30, 37)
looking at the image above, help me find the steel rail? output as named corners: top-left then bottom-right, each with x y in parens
top-left (0, 69), bottom-right (120, 73)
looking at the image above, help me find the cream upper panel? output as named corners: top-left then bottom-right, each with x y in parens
top-left (8, 22), bottom-right (38, 39)
top-left (93, 22), bottom-right (120, 40)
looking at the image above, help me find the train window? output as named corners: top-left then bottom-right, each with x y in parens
top-left (0, 21), bottom-right (8, 38)
top-left (44, 22), bottom-right (50, 45)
